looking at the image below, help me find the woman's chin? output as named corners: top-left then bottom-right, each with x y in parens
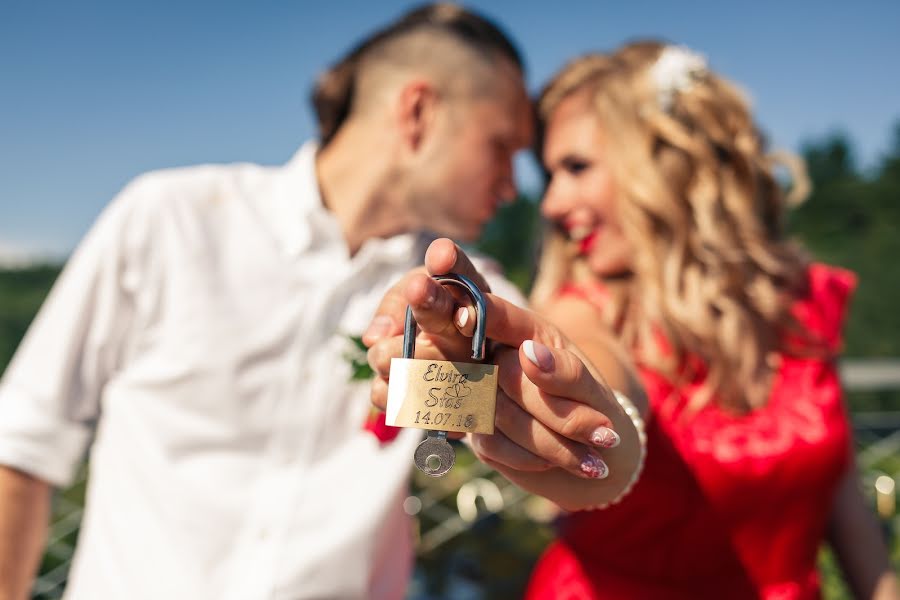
top-left (587, 253), bottom-right (631, 279)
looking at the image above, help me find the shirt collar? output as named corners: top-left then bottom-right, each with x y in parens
top-left (273, 140), bottom-right (321, 257)
top-left (354, 229), bottom-right (431, 269)
top-left (270, 140), bottom-right (427, 266)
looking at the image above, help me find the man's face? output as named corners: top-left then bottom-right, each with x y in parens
top-left (409, 63), bottom-right (533, 242)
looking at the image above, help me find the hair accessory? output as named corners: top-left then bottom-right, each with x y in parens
top-left (649, 45), bottom-right (708, 111)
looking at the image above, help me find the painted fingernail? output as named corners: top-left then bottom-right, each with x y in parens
top-left (580, 452), bottom-right (609, 479)
top-left (364, 316), bottom-right (393, 341)
top-left (590, 427), bottom-right (620, 448)
top-left (455, 306), bottom-right (469, 329)
top-left (522, 340), bottom-right (555, 372)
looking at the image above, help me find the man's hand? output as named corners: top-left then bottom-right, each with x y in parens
top-left (363, 238), bottom-right (492, 414)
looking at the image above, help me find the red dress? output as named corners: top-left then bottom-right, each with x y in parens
top-left (526, 264), bottom-right (856, 600)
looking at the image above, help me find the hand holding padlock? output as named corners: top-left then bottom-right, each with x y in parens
top-left (367, 239), bottom-right (648, 509)
top-left (385, 273), bottom-right (498, 477)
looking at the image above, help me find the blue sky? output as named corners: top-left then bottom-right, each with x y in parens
top-left (1, 1), bottom-right (898, 259)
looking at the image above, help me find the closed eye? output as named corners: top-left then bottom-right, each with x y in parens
top-left (492, 137), bottom-right (514, 160)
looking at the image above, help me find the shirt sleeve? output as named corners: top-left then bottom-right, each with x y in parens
top-left (0, 184), bottom-right (145, 487)
top-left (790, 263), bottom-right (858, 355)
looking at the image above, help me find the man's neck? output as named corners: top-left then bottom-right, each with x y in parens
top-left (314, 128), bottom-right (416, 257)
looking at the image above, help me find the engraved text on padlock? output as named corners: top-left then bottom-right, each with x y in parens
top-left (385, 273), bottom-right (498, 438)
top-left (386, 358), bottom-right (497, 434)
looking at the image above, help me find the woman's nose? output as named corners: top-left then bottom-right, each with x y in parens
top-left (541, 178), bottom-right (567, 219)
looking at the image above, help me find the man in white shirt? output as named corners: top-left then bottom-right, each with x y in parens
top-left (0, 4), bottom-right (533, 599)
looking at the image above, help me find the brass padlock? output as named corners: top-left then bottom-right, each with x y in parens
top-left (385, 274), bottom-right (498, 476)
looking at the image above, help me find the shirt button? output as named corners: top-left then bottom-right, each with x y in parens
top-left (258, 528), bottom-right (269, 541)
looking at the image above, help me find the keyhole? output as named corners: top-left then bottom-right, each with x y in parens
top-left (426, 454), bottom-right (442, 471)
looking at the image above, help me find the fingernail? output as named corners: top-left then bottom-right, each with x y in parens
top-left (590, 427), bottom-right (620, 448)
top-left (580, 452), bottom-right (609, 479)
top-left (364, 316), bottom-right (393, 341)
top-left (455, 306), bottom-right (469, 329)
top-left (522, 340), bottom-right (555, 372)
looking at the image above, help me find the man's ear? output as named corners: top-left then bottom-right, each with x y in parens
top-left (395, 79), bottom-right (440, 153)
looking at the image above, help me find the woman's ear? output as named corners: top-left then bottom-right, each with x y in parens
top-left (395, 79), bottom-right (440, 152)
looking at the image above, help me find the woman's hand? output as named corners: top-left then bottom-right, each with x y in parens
top-left (364, 238), bottom-right (645, 509)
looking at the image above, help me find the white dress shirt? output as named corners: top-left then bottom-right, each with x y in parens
top-left (0, 142), bottom-right (522, 599)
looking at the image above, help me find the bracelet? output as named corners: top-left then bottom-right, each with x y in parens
top-left (590, 390), bottom-right (647, 510)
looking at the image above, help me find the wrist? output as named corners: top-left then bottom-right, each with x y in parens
top-left (581, 390), bottom-right (647, 511)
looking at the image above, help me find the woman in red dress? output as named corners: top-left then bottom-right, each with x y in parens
top-left (524, 41), bottom-right (898, 599)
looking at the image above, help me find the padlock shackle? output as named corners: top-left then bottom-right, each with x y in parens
top-left (402, 273), bottom-right (487, 361)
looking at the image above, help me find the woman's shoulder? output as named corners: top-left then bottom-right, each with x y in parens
top-left (555, 280), bottom-right (612, 311)
top-left (541, 290), bottom-right (607, 332)
top-left (804, 263), bottom-right (857, 301)
top-left (790, 263), bottom-right (858, 353)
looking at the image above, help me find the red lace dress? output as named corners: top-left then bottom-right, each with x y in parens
top-left (526, 264), bottom-right (856, 600)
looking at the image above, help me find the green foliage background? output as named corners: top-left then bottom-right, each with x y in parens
top-left (2, 129), bottom-right (899, 597)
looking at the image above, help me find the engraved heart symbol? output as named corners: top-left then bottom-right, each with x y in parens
top-left (446, 381), bottom-right (471, 399)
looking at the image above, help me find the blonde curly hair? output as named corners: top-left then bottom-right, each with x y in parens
top-left (531, 41), bottom-right (813, 413)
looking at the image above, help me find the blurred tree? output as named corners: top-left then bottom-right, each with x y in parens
top-left (880, 123), bottom-right (900, 180)
top-left (790, 124), bottom-right (900, 366)
top-left (802, 132), bottom-right (857, 185)
top-left (0, 265), bottom-right (60, 373)
top-left (472, 194), bottom-right (542, 293)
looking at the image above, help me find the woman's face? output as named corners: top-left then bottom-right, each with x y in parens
top-left (540, 93), bottom-right (633, 278)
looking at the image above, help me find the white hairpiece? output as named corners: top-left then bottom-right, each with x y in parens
top-left (649, 45), bottom-right (708, 112)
